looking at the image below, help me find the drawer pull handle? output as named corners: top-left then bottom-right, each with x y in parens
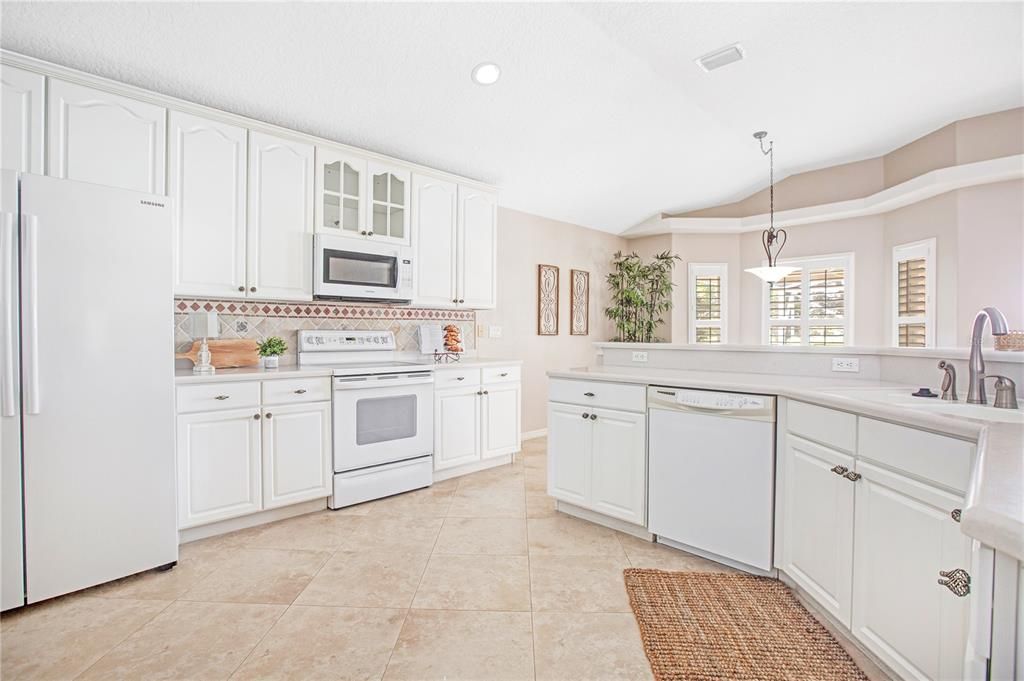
top-left (938, 568), bottom-right (971, 597)
top-left (294, 389), bottom-right (307, 394)
top-left (456, 377), bottom-right (465, 381)
top-left (830, 465), bottom-right (848, 476)
top-left (582, 412), bottom-right (589, 419)
top-left (500, 372), bottom-right (509, 377)
top-left (843, 471), bottom-right (862, 482)
top-left (590, 413), bottom-right (597, 420)
top-left (950, 508), bottom-right (962, 523)
top-left (214, 395), bottom-right (230, 400)
top-left (583, 392), bottom-right (595, 397)
top-left (253, 413), bottom-right (261, 420)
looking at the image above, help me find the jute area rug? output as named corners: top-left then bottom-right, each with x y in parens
top-left (623, 569), bottom-right (869, 681)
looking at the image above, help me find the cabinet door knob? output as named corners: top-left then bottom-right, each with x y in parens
top-left (237, 286), bottom-right (245, 292)
top-left (253, 413), bottom-right (261, 420)
top-left (937, 568), bottom-right (971, 597)
top-left (477, 391), bottom-right (483, 396)
top-left (483, 390), bottom-right (489, 395)
top-left (581, 413), bottom-right (589, 419)
top-left (950, 508), bottom-right (962, 523)
top-left (589, 413), bottom-right (597, 420)
top-left (844, 471), bottom-right (862, 482)
top-left (361, 230), bottom-right (367, 236)
top-left (214, 395), bottom-right (230, 401)
top-left (250, 286), bottom-right (257, 293)
top-left (265, 412), bottom-right (273, 419)
top-left (458, 299), bottom-right (464, 303)
top-left (583, 392), bottom-right (595, 397)
top-left (294, 388), bottom-right (307, 394)
top-left (830, 465), bottom-right (848, 476)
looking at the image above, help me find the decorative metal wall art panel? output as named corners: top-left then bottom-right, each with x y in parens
top-left (537, 264), bottom-right (559, 336)
top-left (570, 269), bottom-right (590, 335)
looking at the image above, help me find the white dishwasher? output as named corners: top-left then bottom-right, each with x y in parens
top-left (647, 386), bottom-right (776, 573)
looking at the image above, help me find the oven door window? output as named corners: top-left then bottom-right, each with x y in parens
top-left (356, 394), bottom-right (417, 445)
top-left (323, 249), bottom-right (397, 288)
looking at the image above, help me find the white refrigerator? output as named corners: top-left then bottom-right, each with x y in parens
top-left (1, 171), bottom-right (177, 610)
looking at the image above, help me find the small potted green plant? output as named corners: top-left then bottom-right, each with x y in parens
top-left (257, 336), bottom-right (288, 369)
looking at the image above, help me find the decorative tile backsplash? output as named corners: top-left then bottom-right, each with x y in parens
top-left (174, 298), bottom-right (476, 362)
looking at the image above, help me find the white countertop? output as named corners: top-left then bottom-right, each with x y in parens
top-left (174, 357), bottom-right (522, 384)
top-left (549, 365), bottom-right (1024, 561)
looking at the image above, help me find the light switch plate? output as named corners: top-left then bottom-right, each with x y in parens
top-left (832, 357), bottom-right (860, 372)
top-left (632, 351), bottom-right (649, 363)
top-left (489, 326), bottom-right (503, 338)
top-left (476, 324), bottom-right (486, 338)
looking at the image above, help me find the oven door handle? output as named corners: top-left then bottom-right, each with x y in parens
top-left (333, 374), bottom-right (434, 390)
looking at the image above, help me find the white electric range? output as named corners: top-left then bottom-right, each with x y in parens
top-left (298, 330), bottom-right (434, 509)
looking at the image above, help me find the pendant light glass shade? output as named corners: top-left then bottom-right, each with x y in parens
top-left (744, 265), bottom-right (799, 283)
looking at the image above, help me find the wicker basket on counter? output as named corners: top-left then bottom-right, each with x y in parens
top-left (995, 330), bottom-right (1024, 351)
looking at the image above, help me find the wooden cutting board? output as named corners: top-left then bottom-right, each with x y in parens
top-left (176, 338), bottom-right (260, 368)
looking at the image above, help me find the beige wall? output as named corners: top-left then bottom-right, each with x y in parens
top-left (669, 233), bottom-right (742, 343)
top-left (670, 107), bottom-right (1023, 218)
top-left (476, 208), bottom-right (626, 433)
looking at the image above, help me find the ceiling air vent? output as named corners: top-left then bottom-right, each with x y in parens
top-left (695, 43), bottom-right (745, 73)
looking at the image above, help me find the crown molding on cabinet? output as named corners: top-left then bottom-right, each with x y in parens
top-left (0, 49), bottom-right (498, 194)
top-left (623, 154), bottom-right (1024, 238)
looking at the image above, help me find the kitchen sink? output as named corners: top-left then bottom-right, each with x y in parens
top-left (819, 387), bottom-right (1024, 424)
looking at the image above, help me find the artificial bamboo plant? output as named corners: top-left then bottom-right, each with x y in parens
top-left (604, 250), bottom-right (681, 343)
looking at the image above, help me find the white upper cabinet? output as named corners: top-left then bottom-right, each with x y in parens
top-left (1, 65), bottom-right (44, 173)
top-left (47, 79), bottom-right (166, 194)
top-left (247, 131), bottom-right (314, 301)
top-left (315, 146), bottom-right (366, 237)
top-left (168, 111), bottom-right (247, 298)
top-left (458, 185), bottom-right (497, 309)
top-left (367, 161), bottom-right (410, 244)
top-left (412, 173), bottom-right (458, 307)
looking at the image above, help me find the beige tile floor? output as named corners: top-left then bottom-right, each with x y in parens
top-left (1, 437), bottom-right (889, 681)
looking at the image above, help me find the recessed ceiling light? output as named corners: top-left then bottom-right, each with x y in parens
top-left (471, 62), bottom-right (501, 86)
top-left (695, 43), bottom-right (745, 73)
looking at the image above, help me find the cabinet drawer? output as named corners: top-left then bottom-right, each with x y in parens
top-left (787, 401), bottom-right (857, 453)
top-left (177, 381), bottom-right (260, 414)
top-left (262, 377), bottom-right (331, 405)
top-left (434, 368), bottom-right (481, 389)
top-left (548, 378), bottom-right (646, 413)
top-left (858, 418), bottom-right (975, 492)
top-left (482, 366), bottom-right (520, 384)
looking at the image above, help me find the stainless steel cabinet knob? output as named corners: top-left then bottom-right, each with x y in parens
top-left (253, 413), bottom-right (261, 420)
top-left (938, 568), bottom-right (971, 597)
top-left (582, 413), bottom-right (589, 419)
top-left (483, 390), bottom-right (489, 395)
top-left (237, 286), bottom-right (245, 292)
top-left (950, 508), bottom-right (962, 523)
top-left (458, 299), bottom-right (464, 303)
top-left (589, 413), bottom-right (597, 420)
top-left (830, 465), bottom-right (848, 476)
top-left (249, 286), bottom-right (257, 293)
top-left (844, 471), bottom-right (862, 482)
top-left (265, 413), bottom-right (273, 419)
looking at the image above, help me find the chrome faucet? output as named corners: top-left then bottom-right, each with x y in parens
top-left (967, 307), bottom-right (1009, 404)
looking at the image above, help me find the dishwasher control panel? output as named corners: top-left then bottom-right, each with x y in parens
top-left (650, 387), bottom-right (774, 415)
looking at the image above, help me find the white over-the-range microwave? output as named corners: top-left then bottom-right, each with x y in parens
top-left (313, 235), bottom-right (415, 303)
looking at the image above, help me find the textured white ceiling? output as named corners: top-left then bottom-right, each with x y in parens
top-left (2, 2), bottom-right (1021, 233)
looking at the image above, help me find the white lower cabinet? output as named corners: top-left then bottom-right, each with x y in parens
top-left (778, 401), bottom-right (979, 681)
top-left (176, 378), bottom-right (331, 529)
top-left (547, 383), bottom-right (647, 526)
top-left (177, 407), bottom-right (262, 528)
top-left (850, 460), bottom-right (970, 681)
top-left (261, 401), bottom-right (332, 510)
top-left (780, 434), bottom-right (855, 625)
top-left (433, 367), bottom-right (520, 473)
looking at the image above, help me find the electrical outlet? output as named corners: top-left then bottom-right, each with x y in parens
top-left (489, 326), bottom-right (503, 338)
top-left (632, 351), bottom-right (649, 363)
top-left (832, 357), bottom-right (860, 373)
top-left (476, 324), bottom-right (486, 338)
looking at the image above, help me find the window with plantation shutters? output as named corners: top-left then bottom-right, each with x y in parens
top-left (892, 239), bottom-right (935, 348)
top-left (764, 254), bottom-right (853, 346)
top-left (688, 263), bottom-right (728, 344)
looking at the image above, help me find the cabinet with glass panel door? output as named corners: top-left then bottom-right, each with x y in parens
top-left (314, 146), bottom-right (367, 238)
top-left (367, 161), bottom-right (411, 245)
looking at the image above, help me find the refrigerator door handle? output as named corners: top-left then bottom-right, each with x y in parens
top-left (1, 212), bottom-right (15, 417)
top-left (23, 214), bottom-right (39, 415)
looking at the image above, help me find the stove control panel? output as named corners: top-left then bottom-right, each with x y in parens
top-left (298, 330), bottom-right (396, 352)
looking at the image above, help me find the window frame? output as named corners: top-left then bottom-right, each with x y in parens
top-left (760, 252), bottom-right (855, 346)
top-left (688, 263), bottom-right (728, 344)
top-left (891, 238), bottom-right (936, 348)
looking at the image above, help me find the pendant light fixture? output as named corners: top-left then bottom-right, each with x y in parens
top-left (745, 131), bottom-right (798, 284)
